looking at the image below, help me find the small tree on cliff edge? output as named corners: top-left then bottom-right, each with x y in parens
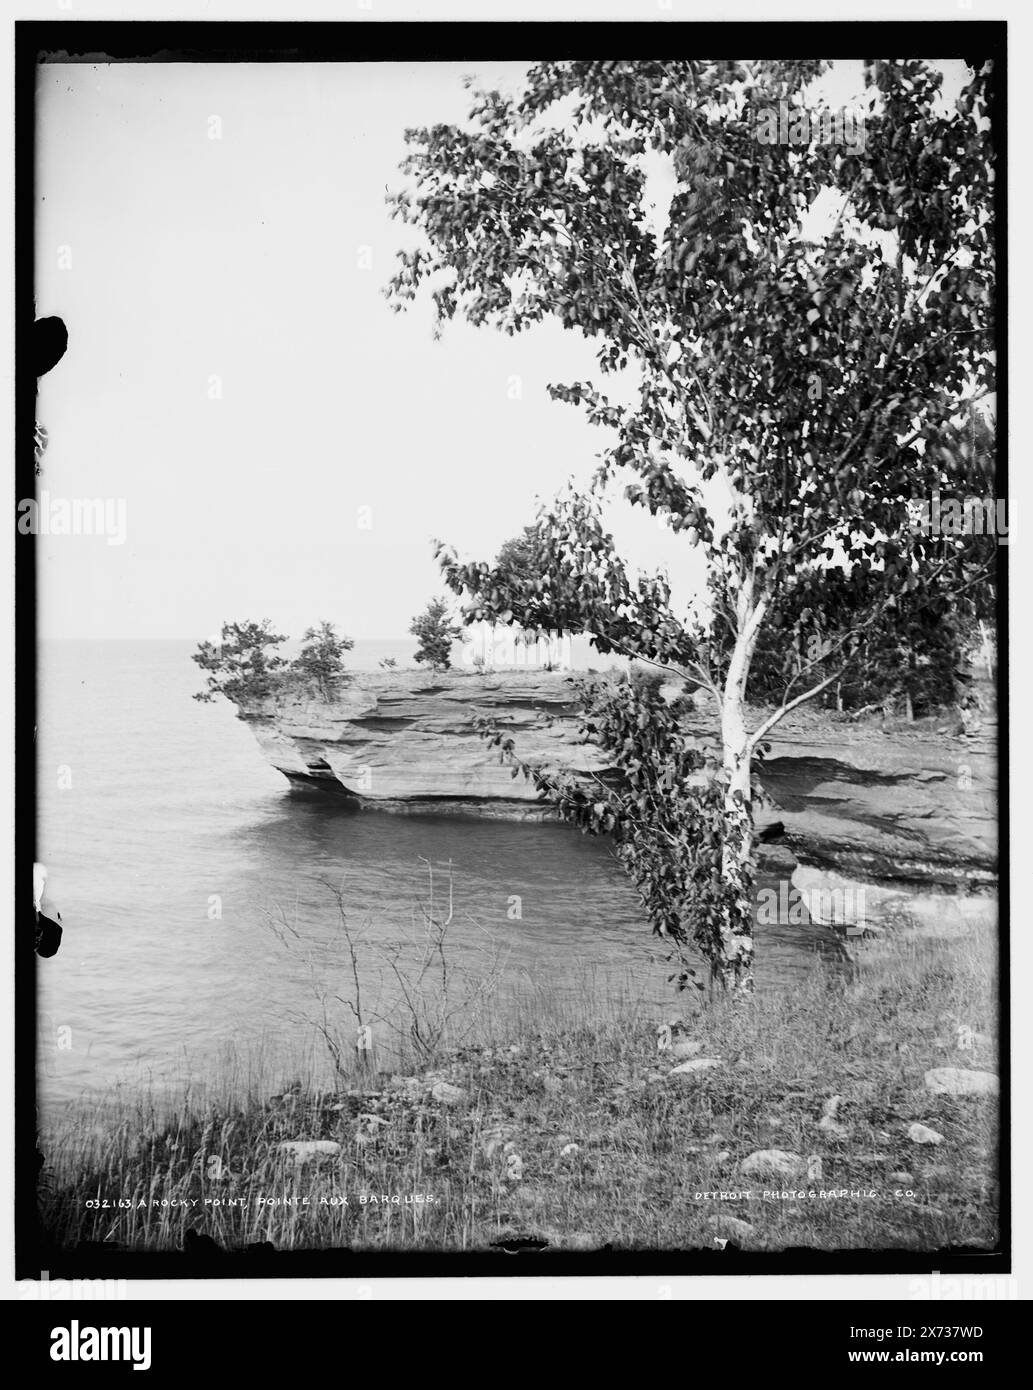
top-left (386, 61), bottom-right (996, 992)
top-left (410, 598), bottom-right (461, 671)
top-left (192, 620), bottom-right (288, 707)
top-left (293, 621), bottom-right (355, 700)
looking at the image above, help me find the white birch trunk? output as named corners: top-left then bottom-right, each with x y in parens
top-left (716, 581), bottom-right (761, 991)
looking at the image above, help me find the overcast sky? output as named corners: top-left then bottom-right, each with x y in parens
top-left (35, 59), bottom-right (969, 641)
top-left (35, 61), bottom-right (638, 640)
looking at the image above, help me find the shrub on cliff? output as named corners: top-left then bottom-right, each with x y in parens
top-left (410, 598), bottom-right (461, 672)
top-left (192, 620), bottom-right (289, 707)
top-left (292, 621), bottom-right (354, 700)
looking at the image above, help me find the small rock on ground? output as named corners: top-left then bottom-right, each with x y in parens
top-left (706, 1214), bottom-right (756, 1242)
top-left (924, 1067), bottom-right (999, 1097)
top-left (740, 1149), bottom-right (807, 1179)
top-left (819, 1096), bottom-right (849, 1140)
top-left (907, 1123), bottom-right (944, 1145)
top-left (430, 1081), bottom-right (466, 1106)
top-left (278, 1140), bottom-right (341, 1162)
top-left (669, 1058), bottom-right (724, 1078)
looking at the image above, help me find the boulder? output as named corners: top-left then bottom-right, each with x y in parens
top-left (790, 864), bottom-right (996, 942)
top-left (790, 864), bottom-right (904, 932)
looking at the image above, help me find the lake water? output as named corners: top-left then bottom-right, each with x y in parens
top-left (36, 640), bottom-right (826, 1118)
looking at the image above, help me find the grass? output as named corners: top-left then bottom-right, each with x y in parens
top-left (38, 923), bottom-right (999, 1255)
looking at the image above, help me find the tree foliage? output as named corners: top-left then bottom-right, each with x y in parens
top-left (482, 671), bottom-right (759, 989)
top-left (494, 524), bottom-right (547, 587)
top-left (192, 620), bottom-right (289, 707)
top-left (409, 597), bottom-right (461, 671)
top-left (749, 572), bottom-right (964, 718)
top-left (292, 620), bottom-right (355, 700)
top-left (387, 59), bottom-right (997, 988)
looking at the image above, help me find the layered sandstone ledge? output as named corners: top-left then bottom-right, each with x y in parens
top-left (237, 670), bottom-right (610, 819)
top-left (237, 671), bottom-right (998, 922)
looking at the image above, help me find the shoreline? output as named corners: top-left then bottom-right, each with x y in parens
top-left (38, 921), bottom-right (998, 1256)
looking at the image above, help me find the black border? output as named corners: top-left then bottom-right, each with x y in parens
top-left (15, 18), bottom-right (1009, 1281)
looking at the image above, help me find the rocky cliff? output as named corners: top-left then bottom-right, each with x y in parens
top-left (747, 699), bottom-right (998, 943)
top-left (238, 670), bottom-right (609, 819)
top-left (239, 670), bottom-right (998, 932)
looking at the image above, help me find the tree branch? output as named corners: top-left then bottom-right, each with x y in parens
top-left (748, 669), bottom-right (844, 748)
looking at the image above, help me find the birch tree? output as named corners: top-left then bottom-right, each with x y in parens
top-left (386, 59), bottom-right (996, 988)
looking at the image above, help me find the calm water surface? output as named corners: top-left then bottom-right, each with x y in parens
top-left (36, 640), bottom-right (824, 1117)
